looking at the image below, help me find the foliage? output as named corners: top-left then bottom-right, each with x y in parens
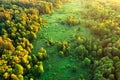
top-left (58, 41), bottom-right (71, 56)
top-left (93, 56), bottom-right (114, 80)
top-left (37, 47), bottom-right (47, 60)
top-left (78, 0), bottom-right (120, 79)
top-left (14, 64), bottom-right (24, 75)
top-left (66, 16), bottom-right (80, 26)
top-left (0, 0), bottom-right (67, 79)
top-left (1, 0), bottom-right (120, 80)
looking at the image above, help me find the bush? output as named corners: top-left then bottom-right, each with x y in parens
top-left (58, 41), bottom-right (70, 56)
top-left (93, 56), bottom-right (114, 80)
top-left (82, 57), bottom-right (91, 66)
top-left (32, 62), bottom-right (44, 76)
top-left (67, 16), bottom-right (75, 26)
top-left (3, 72), bottom-right (9, 79)
top-left (37, 47), bottom-right (47, 60)
top-left (14, 64), bottom-right (24, 75)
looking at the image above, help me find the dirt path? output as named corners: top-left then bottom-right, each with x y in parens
top-left (31, 0), bottom-right (93, 80)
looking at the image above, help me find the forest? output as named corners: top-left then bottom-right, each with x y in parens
top-left (0, 0), bottom-right (120, 80)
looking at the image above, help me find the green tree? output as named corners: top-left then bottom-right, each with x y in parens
top-left (14, 64), bottom-right (24, 75)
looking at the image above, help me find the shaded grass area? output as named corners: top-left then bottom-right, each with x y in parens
top-left (32, 0), bottom-right (93, 80)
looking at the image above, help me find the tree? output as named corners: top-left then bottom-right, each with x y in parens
top-left (14, 64), bottom-right (24, 75)
top-left (75, 45), bottom-right (88, 59)
top-left (94, 56), bottom-right (114, 80)
top-left (32, 61), bottom-right (44, 76)
top-left (82, 57), bottom-right (91, 66)
top-left (67, 16), bottom-right (75, 26)
top-left (27, 31), bottom-right (37, 41)
top-left (3, 72), bottom-right (9, 79)
top-left (37, 47), bottom-right (47, 60)
top-left (11, 74), bottom-right (18, 80)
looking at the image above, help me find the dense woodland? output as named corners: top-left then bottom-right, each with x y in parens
top-left (0, 0), bottom-right (69, 80)
top-left (65, 0), bottom-right (120, 80)
top-left (1, 0), bottom-right (120, 80)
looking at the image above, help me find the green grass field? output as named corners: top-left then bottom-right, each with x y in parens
top-left (32, 0), bottom-right (93, 80)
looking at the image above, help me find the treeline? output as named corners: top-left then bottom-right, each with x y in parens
top-left (78, 0), bottom-right (120, 80)
top-left (0, 0), bottom-right (68, 80)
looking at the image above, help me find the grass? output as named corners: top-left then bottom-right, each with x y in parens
top-left (31, 0), bottom-right (93, 80)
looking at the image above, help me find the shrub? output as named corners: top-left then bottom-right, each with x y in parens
top-left (3, 72), bottom-right (9, 79)
top-left (82, 57), bottom-right (91, 66)
top-left (93, 56), bottom-right (114, 80)
top-left (37, 47), bottom-right (47, 60)
top-left (67, 16), bottom-right (75, 26)
top-left (11, 74), bottom-right (18, 80)
top-left (32, 62), bottom-right (44, 76)
top-left (47, 38), bottom-right (54, 46)
top-left (14, 64), bottom-right (24, 75)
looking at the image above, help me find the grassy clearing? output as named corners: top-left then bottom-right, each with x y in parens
top-left (32, 0), bottom-right (93, 80)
